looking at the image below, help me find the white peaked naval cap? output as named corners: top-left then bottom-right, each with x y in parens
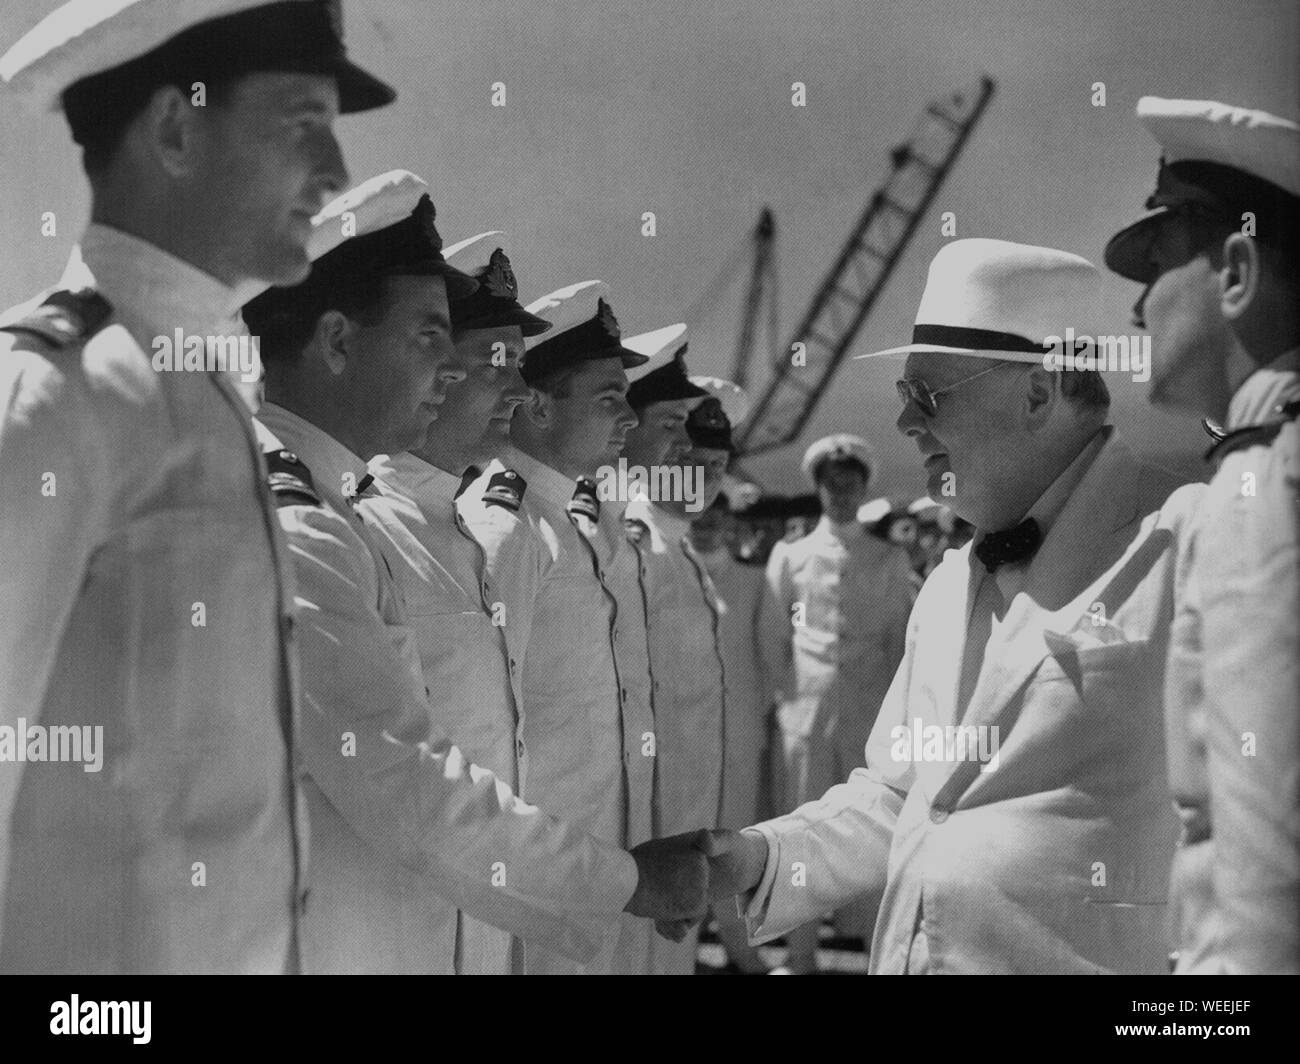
top-left (1104, 97), bottom-right (1300, 283)
top-left (1136, 97), bottom-right (1300, 197)
top-left (0, 0), bottom-right (394, 117)
top-left (854, 239), bottom-right (1105, 364)
top-left (801, 433), bottom-right (875, 484)
top-left (624, 323), bottom-right (688, 382)
top-left (690, 375), bottom-right (750, 425)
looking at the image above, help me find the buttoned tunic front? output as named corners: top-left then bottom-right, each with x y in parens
top-left (696, 547), bottom-right (770, 830)
top-left (461, 450), bottom-right (657, 973)
top-left (0, 226), bottom-right (305, 973)
top-left (760, 517), bottom-right (914, 804)
top-left (256, 409), bottom-right (637, 974)
top-left (360, 451), bottom-right (521, 974)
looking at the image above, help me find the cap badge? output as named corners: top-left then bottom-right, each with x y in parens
top-left (483, 248), bottom-right (519, 300)
top-left (596, 298), bottom-right (620, 340)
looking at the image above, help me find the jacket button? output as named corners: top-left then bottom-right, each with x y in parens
top-left (929, 806), bottom-right (949, 824)
top-left (516, 739), bottom-right (525, 759)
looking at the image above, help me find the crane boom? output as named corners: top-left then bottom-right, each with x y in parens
top-left (735, 75), bottom-right (996, 458)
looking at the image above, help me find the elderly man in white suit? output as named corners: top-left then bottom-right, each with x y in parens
top-left (669, 239), bottom-right (1205, 973)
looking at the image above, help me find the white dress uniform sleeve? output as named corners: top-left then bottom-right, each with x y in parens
top-left (1196, 438), bottom-right (1300, 973)
top-left (0, 347), bottom-right (113, 830)
top-left (280, 499), bottom-right (639, 963)
top-left (741, 605), bottom-right (919, 942)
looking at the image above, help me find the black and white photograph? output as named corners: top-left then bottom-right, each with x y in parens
top-left (0, 0), bottom-right (1295, 1035)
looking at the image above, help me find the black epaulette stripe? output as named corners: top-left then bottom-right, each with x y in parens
top-left (1, 289), bottom-right (113, 350)
top-left (264, 448), bottom-right (323, 507)
top-left (1205, 399), bottom-right (1300, 462)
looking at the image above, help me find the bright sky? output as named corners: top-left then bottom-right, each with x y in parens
top-left (2, 0), bottom-right (1296, 497)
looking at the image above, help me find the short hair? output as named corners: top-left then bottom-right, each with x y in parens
top-left (244, 271), bottom-right (392, 365)
top-left (1188, 210), bottom-right (1300, 288)
top-left (75, 72), bottom-right (241, 179)
top-left (1058, 368), bottom-right (1111, 411)
top-left (527, 364), bottom-right (582, 400)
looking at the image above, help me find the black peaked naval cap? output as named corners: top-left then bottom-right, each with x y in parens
top-left (686, 395), bottom-right (734, 453)
top-left (244, 188), bottom-right (478, 329)
top-left (626, 347), bottom-right (708, 408)
top-left (1104, 158), bottom-right (1300, 283)
top-left (520, 287), bottom-right (647, 386)
top-left (61, 1), bottom-right (396, 145)
top-left (451, 248), bottom-right (552, 338)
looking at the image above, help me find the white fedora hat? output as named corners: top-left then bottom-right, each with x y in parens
top-left (854, 239), bottom-right (1105, 364)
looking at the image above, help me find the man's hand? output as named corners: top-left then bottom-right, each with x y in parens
top-left (625, 832), bottom-right (710, 922)
top-left (699, 828), bottom-right (769, 901)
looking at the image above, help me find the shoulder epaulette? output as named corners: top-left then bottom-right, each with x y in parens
top-left (482, 468), bottom-right (526, 511)
top-left (567, 477), bottom-right (600, 522)
top-left (1, 289), bottom-right (113, 349)
top-left (264, 447), bottom-right (323, 507)
top-left (1205, 399), bottom-right (1300, 463)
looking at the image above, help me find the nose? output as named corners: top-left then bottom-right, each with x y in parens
top-left (315, 131), bottom-right (349, 204)
top-left (616, 398), bottom-right (638, 431)
top-left (896, 399), bottom-right (925, 438)
top-left (502, 366), bottom-right (531, 406)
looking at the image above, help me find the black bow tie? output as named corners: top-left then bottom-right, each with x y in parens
top-left (974, 517), bottom-right (1041, 573)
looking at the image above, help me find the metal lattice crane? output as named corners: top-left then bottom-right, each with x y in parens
top-left (734, 75), bottom-right (996, 459)
top-left (729, 208), bottom-right (777, 391)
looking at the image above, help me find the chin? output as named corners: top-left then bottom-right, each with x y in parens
top-left (255, 242), bottom-right (312, 287)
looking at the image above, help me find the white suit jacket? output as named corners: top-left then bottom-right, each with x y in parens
top-left (743, 431), bottom-right (1203, 973)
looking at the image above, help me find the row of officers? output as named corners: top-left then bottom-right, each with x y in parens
top-left (1, 0), bottom-right (1297, 974)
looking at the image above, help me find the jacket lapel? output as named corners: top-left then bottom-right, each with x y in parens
top-left (932, 434), bottom-right (1147, 806)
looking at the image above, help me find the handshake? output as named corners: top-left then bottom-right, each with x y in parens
top-left (623, 828), bottom-right (770, 942)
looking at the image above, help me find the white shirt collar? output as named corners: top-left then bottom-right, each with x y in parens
top-left (1227, 348), bottom-right (1300, 430)
top-left (506, 447), bottom-right (582, 509)
top-left (371, 452), bottom-right (466, 518)
top-left (257, 402), bottom-right (369, 510)
top-left (73, 223), bottom-right (251, 345)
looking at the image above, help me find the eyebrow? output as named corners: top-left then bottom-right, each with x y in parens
top-left (418, 311), bottom-right (451, 330)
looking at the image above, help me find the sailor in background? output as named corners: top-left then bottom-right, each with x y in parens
top-left (358, 229), bottom-right (551, 973)
top-left (757, 433), bottom-right (913, 972)
top-left (0, 0), bottom-right (390, 974)
top-left (1105, 96), bottom-right (1300, 974)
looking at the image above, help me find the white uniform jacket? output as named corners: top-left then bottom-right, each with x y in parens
top-left (358, 451), bottom-right (526, 974)
top-left (743, 430), bottom-right (1203, 973)
top-left (625, 500), bottom-right (726, 837)
top-left (697, 548), bottom-right (770, 830)
top-left (255, 407), bottom-right (637, 973)
top-left (459, 450), bottom-right (651, 972)
top-left (760, 517), bottom-right (913, 797)
top-left (0, 227), bottom-right (304, 974)
top-left (1165, 349), bottom-right (1300, 974)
